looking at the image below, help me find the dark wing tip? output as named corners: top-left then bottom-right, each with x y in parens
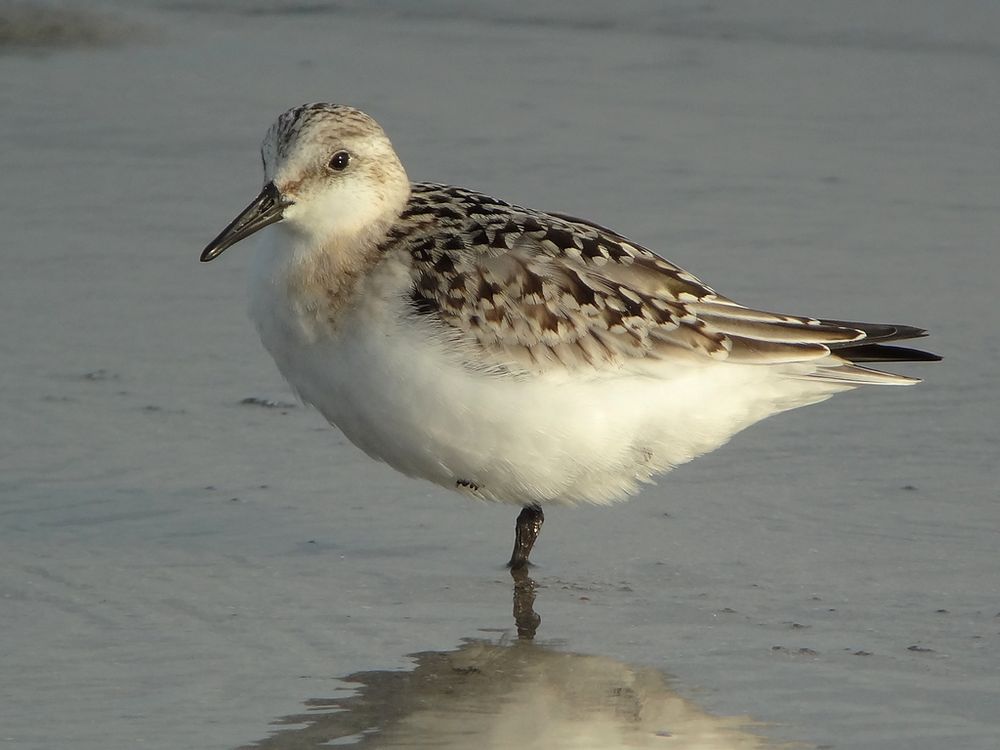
top-left (821, 319), bottom-right (931, 345)
top-left (837, 343), bottom-right (942, 363)
top-left (820, 319), bottom-right (940, 363)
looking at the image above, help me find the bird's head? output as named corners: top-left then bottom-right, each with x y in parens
top-left (201, 103), bottom-right (409, 262)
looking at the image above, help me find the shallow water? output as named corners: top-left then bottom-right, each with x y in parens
top-left (1, 2), bottom-right (998, 749)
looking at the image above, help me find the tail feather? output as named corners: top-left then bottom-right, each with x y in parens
top-left (808, 319), bottom-right (940, 386)
top-left (821, 318), bottom-right (941, 367)
top-left (808, 363), bottom-right (922, 386)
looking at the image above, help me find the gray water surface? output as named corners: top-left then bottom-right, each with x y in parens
top-left (1, 2), bottom-right (998, 748)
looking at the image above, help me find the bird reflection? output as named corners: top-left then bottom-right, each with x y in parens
top-left (242, 572), bottom-right (782, 749)
top-left (511, 565), bottom-right (541, 639)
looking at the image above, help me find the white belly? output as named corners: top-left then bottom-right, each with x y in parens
top-left (249, 242), bottom-right (843, 506)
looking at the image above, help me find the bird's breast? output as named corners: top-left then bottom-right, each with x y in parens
top-left (248, 230), bottom-right (408, 348)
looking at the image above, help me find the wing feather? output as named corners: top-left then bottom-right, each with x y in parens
top-left (398, 184), bottom-right (937, 379)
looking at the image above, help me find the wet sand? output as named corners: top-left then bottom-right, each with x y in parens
top-left (1, 2), bottom-right (998, 748)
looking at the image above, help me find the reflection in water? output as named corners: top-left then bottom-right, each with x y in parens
top-left (511, 566), bottom-right (541, 639)
top-left (244, 573), bottom-right (782, 749)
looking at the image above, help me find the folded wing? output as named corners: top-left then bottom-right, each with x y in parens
top-left (402, 185), bottom-right (940, 382)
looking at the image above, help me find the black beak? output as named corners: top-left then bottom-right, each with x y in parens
top-left (201, 182), bottom-right (292, 262)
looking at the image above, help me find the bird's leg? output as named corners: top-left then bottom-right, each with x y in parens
top-left (507, 504), bottom-right (544, 570)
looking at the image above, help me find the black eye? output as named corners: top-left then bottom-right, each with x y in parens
top-left (328, 150), bottom-right (351, 171)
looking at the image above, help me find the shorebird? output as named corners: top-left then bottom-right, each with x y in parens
top-left (201, 103), bottom-right (938, 569)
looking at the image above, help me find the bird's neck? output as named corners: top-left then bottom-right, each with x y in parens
top-left (250, 213), bottom-right (400, 343)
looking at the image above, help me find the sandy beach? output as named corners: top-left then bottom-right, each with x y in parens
top-left (2, 2), bottom-right (998, 748)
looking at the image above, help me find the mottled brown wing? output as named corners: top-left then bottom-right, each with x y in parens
top-left (402, 186), bottom-right (865, 373)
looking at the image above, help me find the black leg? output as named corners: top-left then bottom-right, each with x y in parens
top-left (507, 504), bottom-right (544, 570)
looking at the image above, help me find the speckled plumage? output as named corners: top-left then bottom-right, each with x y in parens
top-left (389, 182), bottom-right (898, 378)
top-left (202, 103), bottom-right (938, 559)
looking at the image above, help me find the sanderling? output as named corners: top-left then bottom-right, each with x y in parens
top-left (201, 103), bottom-right (939, 569)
